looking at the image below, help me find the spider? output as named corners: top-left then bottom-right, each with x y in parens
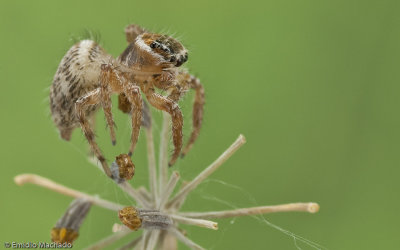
top-left (50, 24), bottom-right (204, 178)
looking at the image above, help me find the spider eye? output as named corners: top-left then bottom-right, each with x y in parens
top-left (183, 53), bottom-right (188, 62)
top-left (170, 56), bottom-right (176, 62)
top-left (150, 42), bottom-right (157, 48)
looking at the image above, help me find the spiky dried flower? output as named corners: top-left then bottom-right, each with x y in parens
top-left (14, 111), bottom-right (319, 249)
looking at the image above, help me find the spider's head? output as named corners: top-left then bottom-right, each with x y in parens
top-left (136, 33), bottom-right (188, 67)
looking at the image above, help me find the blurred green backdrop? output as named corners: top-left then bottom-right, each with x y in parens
top-left (1, 0), bottom-right (400, 249)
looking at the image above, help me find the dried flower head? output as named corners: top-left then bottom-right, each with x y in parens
top-left (14, 108), bottom-right (320, 249)
top-left (50, 198), bottom-right (91, 244)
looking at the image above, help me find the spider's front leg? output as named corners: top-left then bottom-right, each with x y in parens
top-left (182, 75), bottom-right (205, 157)
top-left (99, 64), bottom-right (118, 146)
top-left (145, 88), bottom-right (183, 166)
top-left (169, 73), bottom-right (205, 158)
top-left (101, 64), bottom-right (143, 157)
top-left (76, 89), bottom-right (112, 178)
top-left (124, 85), bottom-right (143, 156)
top-left (124, 24), bottom-right (147, 44)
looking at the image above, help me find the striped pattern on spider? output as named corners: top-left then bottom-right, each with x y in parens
top-left (49, 24), bottom-right (204, 178)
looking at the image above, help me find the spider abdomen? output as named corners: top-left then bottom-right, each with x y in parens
top-left (50, 40), bottom-right (109, 140)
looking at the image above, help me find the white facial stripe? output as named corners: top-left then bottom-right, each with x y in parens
top-left (135, 36), bottom-right (165, 62)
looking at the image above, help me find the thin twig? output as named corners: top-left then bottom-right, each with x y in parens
top-left (141, 230), bottom-right (150, 250)
top-left (146, 230), bottom-right (161, 250)
top-left (160, 231), bottom-right (178, 250)
top-left (118, 236), bottom-right (143, 250)
top-left (178, 202), bottom-right (320, 219)
top-left (14, 174), bottom-right (124, 211)
top-left (119, 182), bottom-right (152, 208)
top-left (112, 223), bottom-right (131, 233)
top-left (158, 171), bottom-right (180, 209)
top-left (169, 214), bottom-right (218, 230)
top-left (159, 112), bottom-right (170, 193)
top-left (173, 180), bottom-right (189, 211)
top-left (145, 125), bottom-right (158, 202)
top-left (167, 135), bottom-right (246, 208)
top-left (85, 230), bottom-right (131, 250)
top-left (169, 227), bottom-right (205, 250)
top-left (138, 186), bottom-right (152, 203)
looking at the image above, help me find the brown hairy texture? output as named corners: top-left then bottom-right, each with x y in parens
top-left (116, 154), bottom-right (135, 180)
top-left (125, 24), bottom-right (147, 44)
top-left (50, 24), bottom-right (205, 178)
top-left (182, 75), bottom-right (205, 157)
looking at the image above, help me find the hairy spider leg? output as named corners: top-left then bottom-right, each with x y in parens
top-left (182, 75), bottom-right (205, 157)
top-left (124, 85), bottom-right (143, 156)
top-left (75, 88), bottom-right (112, 177)
top-left (144, 88), bottom-right (183, 166)
top-left (125, 24), bottom-right (147, 44)
top-left (101, 64), bottom-right (143, 157)
top-left (99, 65), bottom-right (117, 145)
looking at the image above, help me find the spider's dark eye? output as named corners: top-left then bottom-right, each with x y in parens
top-left (183, 53), bottom-right (188, 62)
top-left (170, 56), bottom-right (176, 62)
top-left (150, 42), bottom-right (157, 48)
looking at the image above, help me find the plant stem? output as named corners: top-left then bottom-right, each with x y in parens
top-left (146, 230), bottom-right (161, 250)
top-left (145, 125), bottom-right (158, 202)
top-left (169, 214), bottom-right (218, 230)
top-left (85, 230), bottom-right (131, 250)
top-left (14, 174), bottom-right (124, 211)
top-left (158, 171), bottom-right (180, 209)
top-left (169, 227), bottom-right (205, 250)
top-left (159, 112), bottom-right (170, 193)
top-left (118, 236), bottom-right (143, 250)
top-left (167, 135), bottom-right (246, 208)
top-left (178, 202), bottom-right (320, 219)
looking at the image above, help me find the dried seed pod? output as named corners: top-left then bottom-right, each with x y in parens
top-left (118, 206), bottom-right (142, 230)
top-left (51, 228), bottom-right (78, 244)
top-left (118, 206), bottom-right (172, 231)
top-left (51, 198), bottom-right (91, 244)
top-left (111, 154), bottom-right (135, 183)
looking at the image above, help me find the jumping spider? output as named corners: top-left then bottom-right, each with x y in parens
top-left (50, 24), bottom-right (204, 178)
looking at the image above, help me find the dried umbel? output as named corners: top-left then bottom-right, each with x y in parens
top-left (15, 132), bottom-right (320, 249)
top-left (50, 198), bottom-right (91, 244)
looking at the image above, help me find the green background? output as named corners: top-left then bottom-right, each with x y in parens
top-left (1, 0), bottom-right (399, 249)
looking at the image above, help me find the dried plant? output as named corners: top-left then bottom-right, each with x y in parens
top-left (14, 109), bottom-right (319, 249)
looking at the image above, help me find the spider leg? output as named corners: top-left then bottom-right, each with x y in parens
top-left (124, 24), bottom-right (147, 44)
top-left (76, 89), bottom-right (112, 178)
top-left (181, 75), bottom-right (205, 157)
top-left (123, 85), bottom-right (143, 156)
top-left (145, 89), bottom-right (183, 166)
top-left (99, 64), bottom-right (119, 146)
top-left (87, 115), bottom-right (97, 157)
top-left (101, 63), bottom-right (145, 157)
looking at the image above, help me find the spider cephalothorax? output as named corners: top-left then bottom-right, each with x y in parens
top-left (50, 24), bottom-right (204, 178)
top-left (125, 33), bottom-right (188, 67)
